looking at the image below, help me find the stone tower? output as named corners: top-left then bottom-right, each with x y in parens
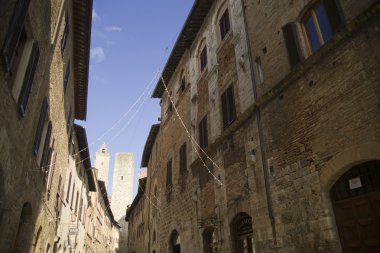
top-left (111, 152), bottom-right (134, 252)
top-left (94, 143), bottom-right (111, 185)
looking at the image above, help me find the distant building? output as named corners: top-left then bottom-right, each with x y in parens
top-left (125, 177), bottom-right (148, 253)
top-left (111, 153), bottom-right (134, 253)
top-left (85, 169), bottom-right (120, 253)
top-left (95, 143), bottom-right (111, 186)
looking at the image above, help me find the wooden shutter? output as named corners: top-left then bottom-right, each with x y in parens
top-left (66, 173), bottom-right (72, 201)
top-left (227, 86), bottom-right (236, 123)
top-left (18, 41), bottom-right (40, 116)
top-left (63, 61), bottom-right (70, 93)
top-left (166, 160), bottom-right (172, 187)
top-left (41, 121), bottom-right (52, 171)
top-left (221, 91), bottom-right (228, 127)
top-left (1, 0), bottom-right (30, 73)
top-left (282, 23), bottom-right (302, 68)
top-left (61, 12), bottom-right (70, 55)
top-left (199, 117), bottom-right (208, 149)
top-left (179, 143), bottom-right (187, 174)
top-left (33, 98), bottom-right (48, 155)
top-left (323, 0), bottom-right (344, 32)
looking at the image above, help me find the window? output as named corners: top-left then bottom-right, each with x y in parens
top-left (219, 9), bottom-right (230, 40)
top-left (1, 0), bottom-right (31, 73)
top-left (75, 191), bottom-right (79, 213)
top-left (303, 0), bottom-right (343, 53)
top-left (200, 46), bottom-right (208, 72)
top-left (199, 116), bottom-right (208, 149)
top-left (221, 86), bottom-right (236, 128)
top-left (179, 143), bottom-right (187, 174)
top-left (179, 72), bottom-right (186, 94)
top-left (61, 12), bottom-right (70, 55)
top-left (1, 0), bottom-right (40, 116)
top-left (66, 173), bottom-right (72, 202)
top-left (46, 140), bottom-right (57, 195)
top-left (166, 159), bottom-right (172, 188)
top-left (40, 122), bottom-right (52, 171)
top-left (63, 61), bottom-right (70, 93)
top-left (33, 98), bottom-right (49, 156)
top-left (56, 175), bottom-right (63, 215)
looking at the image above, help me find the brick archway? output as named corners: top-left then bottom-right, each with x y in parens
top-left (320, 142), bottom-right (380, 193)
top-left (319, 142), bottom-right (380, 252)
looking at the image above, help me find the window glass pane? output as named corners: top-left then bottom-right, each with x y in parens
top-left (304, 15), bottom-right (321, 52)
top-left (316, 3), bottom-right (333, 43)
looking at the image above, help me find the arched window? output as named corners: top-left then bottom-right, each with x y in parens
top-left (203, 227), bottom-right (218, 253)
top-left (231, 213), bottom-right (254, 253)
top-left (197, 39), bottom-right (208, 73)
top-left (215, 2), bottom-right (231, 41)
top-left (178, 69), bottom-right (186, 95)
top-left (169, 230), bottom-right (181, 253)
top-left (302, 0), bottom-right (343, 53)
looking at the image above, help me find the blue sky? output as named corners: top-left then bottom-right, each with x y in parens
top-left (82, 1), bottom-right (195, 197)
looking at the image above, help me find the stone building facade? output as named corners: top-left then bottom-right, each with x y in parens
top-left (0, 0), bottom-right (120, 252)
top-left (129, 0), bottom-right (380, 252)
top-left (111, 152), bottom-right (134, 253)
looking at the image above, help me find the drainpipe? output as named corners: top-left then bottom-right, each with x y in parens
top-left (240, 0), bottom-right (277, 245)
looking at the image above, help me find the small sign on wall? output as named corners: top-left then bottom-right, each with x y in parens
top-left (349, 177), bottom-right (362, 190)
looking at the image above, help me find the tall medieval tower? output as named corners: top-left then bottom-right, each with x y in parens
top-left (94, 143), bottom-right (111, 185)
top-left (111, 152), bottom-right (134, 252)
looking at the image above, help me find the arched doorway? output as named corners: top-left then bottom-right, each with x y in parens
top-left (203, 227), bottom-right (218, 253)
top-left (331, 160), bottom-right (380, 252)
top-left (231, 213), bottom-right (254, 253)
top-left (169, 230), bottom-right (181, 253)
top-left (12, 202), bottom-right (33, 253)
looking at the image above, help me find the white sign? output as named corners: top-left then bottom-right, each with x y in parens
top-left (69, 228), bottom-right (79, 235)
top-left (349, 177), bottom-right (362, 190)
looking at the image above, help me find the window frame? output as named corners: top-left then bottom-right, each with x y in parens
top-left (301, 0), bottom-right (342, 54)
top-left (219, 8), bottom-right (231, 41)
top-left (200, 46), bottom-right (208, 73)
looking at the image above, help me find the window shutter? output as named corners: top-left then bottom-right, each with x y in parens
top-left (18, 41), bottom-right (40, 116)
top-left (323, 0), bottom-right (343, 32)
top-left (33, 98), bottom-right (48, 155)
top-left (63, 61), bottom-right (70, 93)
top-left (282, 23), bottom-right (302, 68)
top-left (203, 117), bottom-right (208, 148)
top-left (1, 0), bottom-right (30, 73)
top-left (227, 86), bottom-right (236, 123)
top-left (41, 121), bottom-right (52, 171)
top-left (221, 92), bottom-right (228, 127)
top-left (61, 12), bottom-right (70, 55)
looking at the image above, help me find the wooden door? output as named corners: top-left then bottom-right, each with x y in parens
top-left (331, 161), bottom-right (380, 253)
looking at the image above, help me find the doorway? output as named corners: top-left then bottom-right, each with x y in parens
top-left (232, 213), bottom-right (255, 253)
top-left (331, 160), bottom-right (380, 252)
